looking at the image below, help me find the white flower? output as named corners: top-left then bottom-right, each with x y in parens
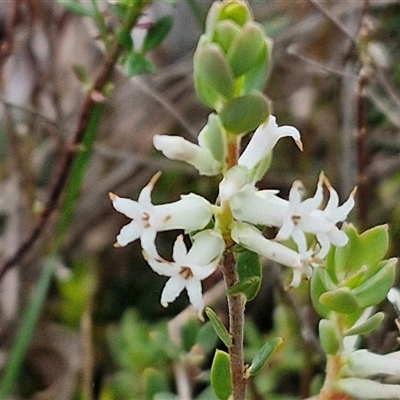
top-left (230, 173), bottom-right (356, 259)
top-left (231, 222), bottom-right (312, 287)
top-left (238, 115), bottom-right (302, 171)
top-left (337, 378), bottom-right (400, 399)
top-left (344, 349), bottom-right (400, 378)
top-left (153, 134), bottom-right (221, 176)
top-left (109, 172), bottom-right (213, 255)
top-left (143, 230), bottom-right (225, 316)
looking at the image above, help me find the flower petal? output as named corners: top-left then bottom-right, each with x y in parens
top-left (185, 230), bottom-right (225, 266)
top-left (116, 221), bottom-right (142, 247)
top-left (153, 134), bottom-right (221, 176)
top-left (110, 194), bottom-right (142, 220)
top-left (185, 278), bottom-right (205, 314)
top-left (161, 276), bottom-right (186, 307)
top-left (172, 235), bottom-right (188, 262)
top-left (337, 378), bottom-right (400, 399)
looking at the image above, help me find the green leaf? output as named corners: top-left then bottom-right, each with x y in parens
top-left (319, 319), bottom-right (341, 356)
top-left (58, 0), bottom-right (95, 17)
top-left (205, 307), bottom-right (232, 348)
top-left (144, 368), bottom-right (169, 400)
top-left (199, 114), bottom-right (226, 164)
top-left (236, 250), bottom-right (262, 301)
top-left (219, 92), bottom-right (270, 134)
top-left (226, 276), bottom-right (260, 299)
top-left (211, 350), bottom-right (232, 400)
top-left (352, 258), bottom-right (396, 308)
top-left (227, 23), bottom-right (266, 77)
top-left (116, 27), bottom-right (134, 50)
top-left (319, 287), bottom-right (360, 314)
top-left (310, 268), bottom-right (331, 317)
top-left (125, 51), bottom-right (156, 76)
top-left (343, 312), bottom-right (385, 337)
top-left (194, 43), bottom-right (235, 104)
top-left (196, 321), bottom-right (219, 354)
top-left (142, 15), bottom-right (174, 53)
top-left (335, 224), bottom-right (389, 279)
top-left (0, 258), bottom-right (55, 398)
top-left (181, 318), bottom-right (200, 352)
top-left (248, 337), bottom-right (283, 376)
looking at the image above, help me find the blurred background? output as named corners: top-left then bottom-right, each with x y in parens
top-left (0, 1), bottom-right (399, 399)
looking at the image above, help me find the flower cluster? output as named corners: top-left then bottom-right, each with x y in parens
top-left (110, 113), bottom-right (355, 313)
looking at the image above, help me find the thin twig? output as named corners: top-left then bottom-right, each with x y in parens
top-left (167, 280), bottom-right (226, 400)
top-left (0, 3), bottom-right (150, 281)
top-left (307, 0), bottom-right (357, 44)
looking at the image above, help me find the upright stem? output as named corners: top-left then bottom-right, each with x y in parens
top-left (222, 251), bottom-right (246, 400)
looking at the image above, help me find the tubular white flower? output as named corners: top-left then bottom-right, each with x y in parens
top-left (230, 173), bottom-right (355, 259)
top-left (109, 172), bottom-right (213, 255)
top-left (143, 230), bottom-right (225, 316)
top-left (337, 378), bottom-right (400, 399)
top-left (153, 134), bottom-right (221, 176)
top-left (345, 349), bottom-right (400, 377)
top-left (231, 222), bottom-right (312, 287)
top-left (238, 115), bottom-right (302, 170)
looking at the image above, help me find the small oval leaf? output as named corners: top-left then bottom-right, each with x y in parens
top-left (205, 307), bottom-right (232, 348)
top-left (352, 258), bottom-right (397, 308)
top-left (219, 93), bottom-right (270, 134)
top-left (248, 337), bottom-right (283, 376)
top-left (236, 250), bottom-right (262, 301)
top-left (319, 319), bottom-right (341, 356)
top-left (142, 15), bottom-right (173, 53)
top-left (211, 350), bottom-right (232, 400)
top-left (225, 276), bottom-right (260, 299)
top-left (319, 287), bottom-right (360, 314)
top-left (343, 312), bottom-right (385, 337)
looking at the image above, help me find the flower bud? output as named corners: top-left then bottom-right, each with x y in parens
top-left (227, 22), bottom-right (268, 78)
top-left (194, 41), bottom-right (235, 109)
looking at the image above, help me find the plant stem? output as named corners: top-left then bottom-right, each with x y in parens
top-left (222, 251), bottom-right (246, 400)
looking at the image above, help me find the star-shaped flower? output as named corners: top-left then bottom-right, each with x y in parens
top-left (143, 230), bottom-right (225, 317)
top-left (230, 173), bottom-right (355, 260)
top-left (109, 172), bottom-right (213, 255)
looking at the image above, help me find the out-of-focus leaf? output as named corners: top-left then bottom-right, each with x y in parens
top-left (125, 51), bottom-right (156, 76)
top-left (142, 15), bottom-right (173, 53)
top-left (248, 337), bottom-right (283, 376)
top-left (58, 0), bottom-right (95, 17)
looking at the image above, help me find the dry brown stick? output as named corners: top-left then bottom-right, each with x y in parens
top-left (0, 4), bottom-right (149, 281)
top-left (221, 251), bottom-right (246, 400)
